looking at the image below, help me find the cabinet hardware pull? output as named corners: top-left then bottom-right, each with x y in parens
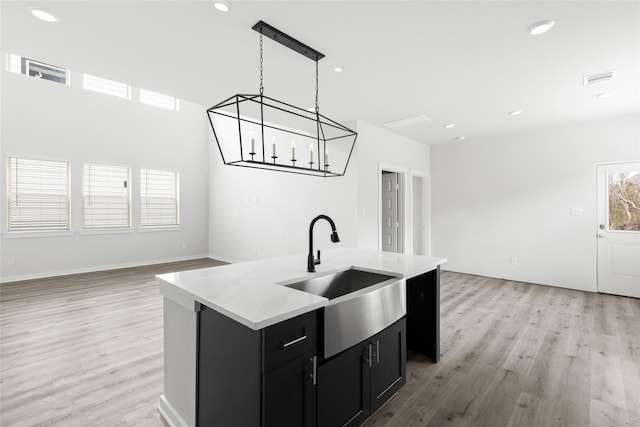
top-left (367, 343), bottom-right (373, 368)
top-left (282, 335), bottom-right (307, 348)
top-left (375, 340), bottom-right (380, 363)
top-left (310, 356), bottom-right (317, 386)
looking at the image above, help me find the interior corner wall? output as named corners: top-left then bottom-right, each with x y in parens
top-left (0, 71), bottom-right (210, 282)
top-left (431, 113), bottom-right (640, 292)
top-left (354, 120), bottom-right (430, 251)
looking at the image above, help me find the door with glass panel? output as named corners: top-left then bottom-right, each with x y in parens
top-left (596, 162), bottom-right (640, 298)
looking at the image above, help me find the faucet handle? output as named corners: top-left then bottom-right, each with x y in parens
top-left (315, 250), bottom-right (321, 265)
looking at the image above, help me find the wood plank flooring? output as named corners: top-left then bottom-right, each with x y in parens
top-left (365, 272), bottom-right (640, 427)
top-left (1, 263), bottom-right (639, 426)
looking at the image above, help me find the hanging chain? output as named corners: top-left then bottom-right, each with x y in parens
top-left (259, 34), bottom-right (264, 95)
top-left (315, 59), bottom-right (319, 113)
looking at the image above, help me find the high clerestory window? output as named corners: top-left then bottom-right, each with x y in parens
top-left (6, 54), bottom-right (69, 85)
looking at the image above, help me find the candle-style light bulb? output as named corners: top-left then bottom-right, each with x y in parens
top-left (309, 143), bottom-right (314, 163)
top-left (272, 136), bottom-right (276, 157)
top-left (325, 147), bottom-right (329, 165)
top-left (250, 130), bottom-right (255, 154)
top-left (291, 140), bottom-right (296, 160)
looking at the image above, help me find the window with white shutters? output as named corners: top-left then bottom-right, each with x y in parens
top-left (140, 168), bottom-right (179, 227)
top-left (83, 163), bottom-right (131, 229)
top-left (6, 156), bottom-right (70, 232)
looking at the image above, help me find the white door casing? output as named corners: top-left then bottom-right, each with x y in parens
top-left (596, 162), bottom-right (640, 298)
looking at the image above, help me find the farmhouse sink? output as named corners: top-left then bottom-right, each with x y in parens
top-left (284, 267), bottom-right (396, 299)
top-left (282, 267), bottom-right (406, 358)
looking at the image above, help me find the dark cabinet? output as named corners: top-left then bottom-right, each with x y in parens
top-left (198, 307), bottom-right (318, 427)
top-left (370, 317), bottom-right (406, 413)
top-left (198, 304), bottom-right (412, 427)
top-left (317, 318), bottom-right (406, 427)
top-left (406, 267), bottom-right (440, 362)
top-left (263, 351), bottom-right (317, 427)
top-left (317, 342), bottom-right (370, 427)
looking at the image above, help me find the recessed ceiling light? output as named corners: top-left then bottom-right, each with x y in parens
top-left (334, 66), bottom-right (344, 73)
top-left (528, 20), bottom-right (555, 35)
top-left (30, 7), bottom-right (59, 22)
top-left (444, 123), bottom-right (456, 129)
top-left (213, 1), bottom-right (230, 12)
top-left (508, 110), bottom-right (524, 116)
top-left (596, 91), bottom-right (614, 98)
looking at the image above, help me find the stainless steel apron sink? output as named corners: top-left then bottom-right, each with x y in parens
top-left (282, 267), bottom-right (406, 358)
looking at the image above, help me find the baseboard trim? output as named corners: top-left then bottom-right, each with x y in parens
top-left (0, 254), bottom-right (211, 284)
top-left (207, 253), bottom-right (239, 264)
top-left (440, 268), bottom-right (597, 293)
top-left (159, 394), bottom-right (190, 427)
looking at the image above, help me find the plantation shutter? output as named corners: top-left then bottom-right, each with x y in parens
top-left (7, 157), bottom-right (70, 231)
top-left (83, 163), bottom-right (130, 229)
top-left (140, 168), bottom-right (179, 226)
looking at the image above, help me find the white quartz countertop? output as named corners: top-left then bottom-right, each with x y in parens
top-left (157, 248), bottom-right (447, 330)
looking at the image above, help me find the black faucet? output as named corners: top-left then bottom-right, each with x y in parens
top-left (307, 214), bottom-right (340, 272)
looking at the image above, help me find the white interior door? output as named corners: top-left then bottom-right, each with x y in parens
top-left (597, 162), bottom-right (640, 298)
top-left (381, 172), bottom-right (398, 253)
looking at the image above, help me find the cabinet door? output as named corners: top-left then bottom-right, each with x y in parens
top-left (263, 351), bottom-right (317, 427)
top-left (317, 344), bottom-right (370, 427)
top-left (370, 318), bottom-right (406, 413)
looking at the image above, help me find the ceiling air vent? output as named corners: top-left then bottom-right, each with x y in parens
top-left (583, 70), bottom-right (617, 86)
top-left (384, 114), bottom-right (432, 129)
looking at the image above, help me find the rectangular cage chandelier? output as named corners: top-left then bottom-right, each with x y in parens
top-left (207, 21), bottom-right (357, 177)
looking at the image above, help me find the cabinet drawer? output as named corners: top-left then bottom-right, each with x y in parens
top-left (263, 310), bottom-right (317, 371)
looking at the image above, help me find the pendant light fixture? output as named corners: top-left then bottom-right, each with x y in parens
top-left (207, 21), bottom-right (357, 177)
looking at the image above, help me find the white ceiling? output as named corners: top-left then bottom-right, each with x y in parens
top-left (2, 0), bottom-right (639, 145)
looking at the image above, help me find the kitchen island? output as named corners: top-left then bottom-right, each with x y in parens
top-left (157, 248), bottom-right (446, 427)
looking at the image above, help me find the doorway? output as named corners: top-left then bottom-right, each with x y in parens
top-left (596, 162), bottom-right (640, 298)
top-left (381, 170), bottom-right (403, 253)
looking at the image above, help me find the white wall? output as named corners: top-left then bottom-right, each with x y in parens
top-left (208, 119), bottom-right (429, 262)
top-left (431, 113), bottom-right (640, 292)
top-left (208, 115), bottom-right (358, 263)
top-left (0, 70), bottom-right (210, 282)
top-left (355, 121), bottom-right (430, 251)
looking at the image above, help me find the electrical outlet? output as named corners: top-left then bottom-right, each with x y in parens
top-left (7, 257), bottom-right (16, 266)
top-left (510, 257), bottom-right (518, 265)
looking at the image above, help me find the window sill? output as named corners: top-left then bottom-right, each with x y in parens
top-left (139, 225), bottom-right (182, 233)
top-left (4, 230), bottom-right (74, 239)
top-left (79, 228), bottom-right (134, 235)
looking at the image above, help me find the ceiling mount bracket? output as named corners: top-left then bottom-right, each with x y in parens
top-left (252, 20), bottom-right (325, 62)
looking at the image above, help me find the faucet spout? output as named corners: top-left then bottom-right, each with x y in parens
top-left (308, 215), bottom-right (340, 272)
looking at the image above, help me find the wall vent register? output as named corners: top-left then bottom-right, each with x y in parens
top-left (583, 70), bottom-right (617, 86)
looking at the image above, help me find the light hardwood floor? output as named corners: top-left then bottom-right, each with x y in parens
top-left (1, 261), bottom-right (639, 426)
